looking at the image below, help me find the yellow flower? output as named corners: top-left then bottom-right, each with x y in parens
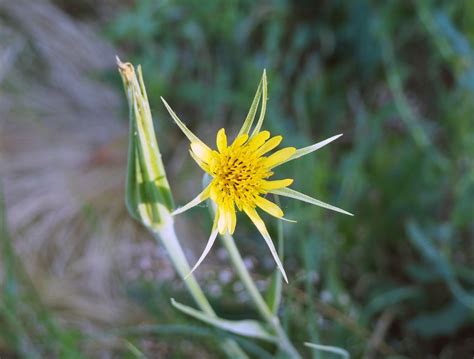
top-left (162, 70), bottom-right (352, 282)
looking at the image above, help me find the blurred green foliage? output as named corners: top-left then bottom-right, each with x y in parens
top-left (109, 0), bottom-right (474, 357)
top-left (0, 189), bottom-right (84, 359)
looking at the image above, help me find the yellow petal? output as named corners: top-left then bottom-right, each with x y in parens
top-left (216, 128), bottom-right (227, 153)
top-left (229, 207), bottom-right (237, 234)
top-left (255, 136), bottom-right (282, 156)
top-left (260, 179), bottom-right (293, 191)
top-left (264, 147), bottom-right (296, 168)
top-left (244, 207), bottom-right (288, 283)
top-left (191, 142), bottom-right (213, 163)
top-left (217, 208), bottom-right (227, 234)
top-left (247, 130), bottom-right (270, 150)
top-left (209, 183), bottom-right (220, 202)
top-left (224, 201), bottom-right (237, 234)
top-left (231, 133), bottom-right (248, 148)
top-left (254, 196), bottom-right (283, 218)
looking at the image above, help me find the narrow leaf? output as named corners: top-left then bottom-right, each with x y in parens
top-left (363, 286), bottom-right (421, 321)
top-left (109, 324), bottom-right (274, 359)
top-left (171, 299), bottom-right (276, 342)
top-left (304, 342), bottom-right (350, 359)
top-left (407, 300), bottom-right (471, 337)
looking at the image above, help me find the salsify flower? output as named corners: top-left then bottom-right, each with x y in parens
top-left (162, 70), bottom-right (352, 282)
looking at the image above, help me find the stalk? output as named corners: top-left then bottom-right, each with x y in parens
top-left (151, 217), bottom-right (248, 358)
top-left (221, 232), bottom-right (301, 359)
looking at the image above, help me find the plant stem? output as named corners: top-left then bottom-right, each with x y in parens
top-left (152, 217), bottom-right (248, 359)
top-left (221, 232), bottom-right (301, 359)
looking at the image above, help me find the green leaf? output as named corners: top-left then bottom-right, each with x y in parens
top-left (124, 340), bottom-right (147, 358)
top-left (171, 299), bottom-right (276, 342)
top-left (406, 220), bottom-right (474, 309)
top-left (271, 187), bottom-right (353, 216)
top-left (363, 286), bottom-right (421, 321)
top-left (108, 324), bottom-right (274, 359)
top-left (407, 300), bottom-right (472, 338)
top-left (304, 342), bottom-right (350, 359)
top-left (265, 270), bottom-right (282, 316)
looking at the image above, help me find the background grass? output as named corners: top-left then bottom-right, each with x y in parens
top-left (1, 0), bottom-right (474, 357)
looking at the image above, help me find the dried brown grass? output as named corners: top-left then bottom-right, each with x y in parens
top-left (0, 0), bottom-right (177, 353)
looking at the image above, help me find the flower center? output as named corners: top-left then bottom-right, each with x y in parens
top-left (210, 146), bottom-right (270, 209)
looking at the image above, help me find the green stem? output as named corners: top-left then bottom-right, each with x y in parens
top-left (152, 217), bottom-right (248, 359)
top-left (221, 232), bottom-right (301, 359)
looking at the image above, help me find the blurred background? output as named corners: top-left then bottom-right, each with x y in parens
top-left (1, 0), bottom-right (473, 358)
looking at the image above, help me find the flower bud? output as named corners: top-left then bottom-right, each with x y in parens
top-left (117, 57), bottom-right (174, 229)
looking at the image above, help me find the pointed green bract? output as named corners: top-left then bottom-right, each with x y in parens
top-left (137, 65), bottom-right (152, 121)
top-left (250, 69), bottom-right (268, 137)
top-left (238, 70), bottom-right (266, 137)
top-left (277, 216), bottom-right (297, 223)
top-left (125, 118), bottom-right (140, 221)
top-left (171, 299), bottom-right (276, 342)
top-left (161, 96), bottom-right (208, 148)
top-left (244, 207), bottom-right (289, 283)
top-left (271, 187), bottom-right (353, 216)
top-left (172, 183), bottom-right (211, 216)
top-left (184, 216), bottom-right (219, 280)
top-left (280, 134), bottom-right (343, 165)
top-left (265, 196), bottom-right (284, 314)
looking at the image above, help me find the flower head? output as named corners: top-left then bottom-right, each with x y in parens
top-left (162, 70), bottom-right (352, 282)
top-left (191, 128), bottom-right (296, 235)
